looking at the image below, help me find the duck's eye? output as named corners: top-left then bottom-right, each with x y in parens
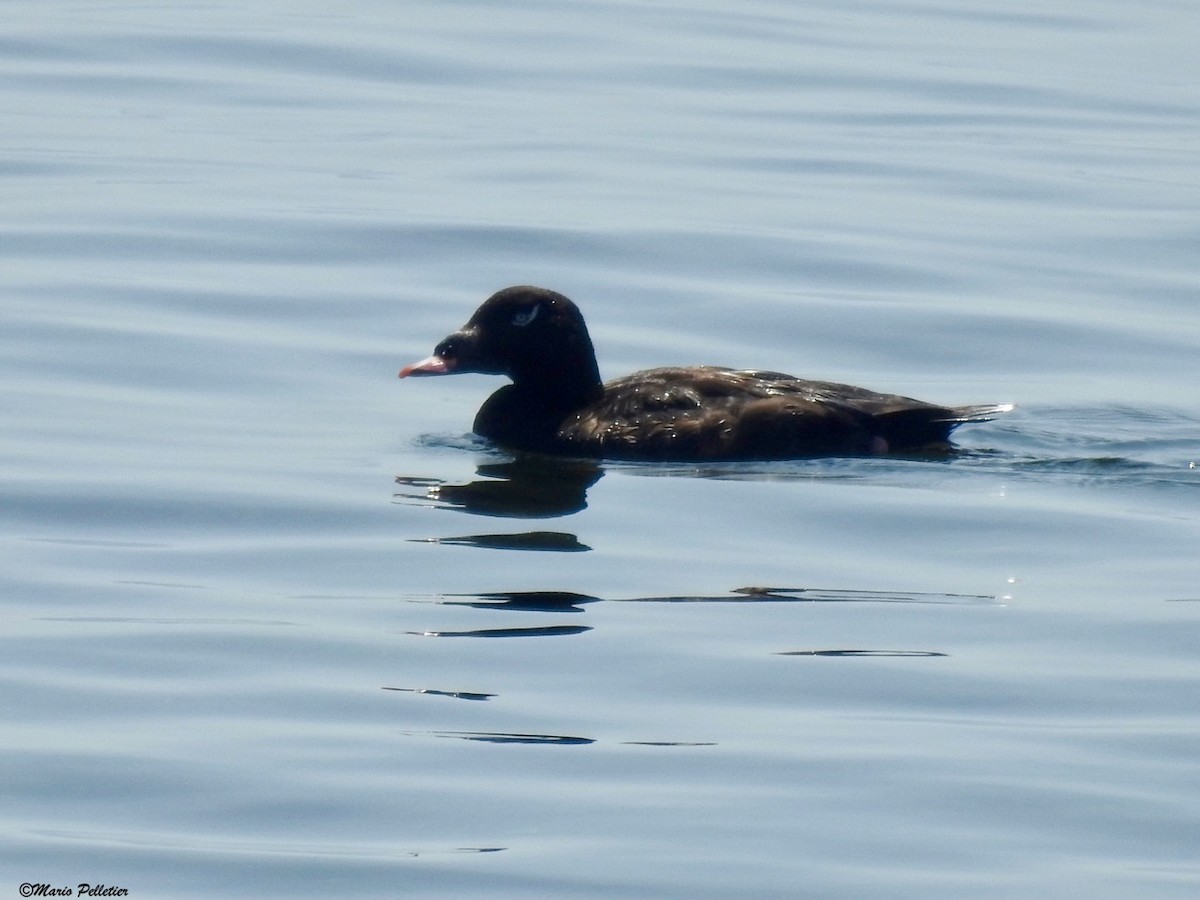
top-left (511, 304), bottom-right (540, 327)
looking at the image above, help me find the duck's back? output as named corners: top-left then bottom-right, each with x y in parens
top-left (556, 366), bottom-right (1002, 460)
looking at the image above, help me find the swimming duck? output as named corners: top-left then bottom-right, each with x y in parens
top-left (400, 286), bottom-right (1011, 460)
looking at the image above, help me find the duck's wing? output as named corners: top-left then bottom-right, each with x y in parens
top-left (598, 367), bottom-right (790, 414)
top-left (558, 367), bottom-right (1012, 459)
top-left (559, 367), bottom-right (877, 459)
top-left (755, 374), bottom-right (1013, 422)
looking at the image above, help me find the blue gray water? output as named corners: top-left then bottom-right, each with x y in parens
top-left (3, 1), bottom-right (1198, 897)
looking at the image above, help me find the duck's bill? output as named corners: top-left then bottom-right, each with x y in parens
top-left (399, 354), bottom-right (455, 377)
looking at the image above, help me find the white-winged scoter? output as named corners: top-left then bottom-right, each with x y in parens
top-left (400, 286), bottom-right (1012, 460)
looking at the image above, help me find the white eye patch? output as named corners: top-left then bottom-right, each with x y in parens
top-left (511, 304), bottom-right (541, 327)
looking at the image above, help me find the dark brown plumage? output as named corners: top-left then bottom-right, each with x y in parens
top-left (400, 286), bottom-right (1012, 460)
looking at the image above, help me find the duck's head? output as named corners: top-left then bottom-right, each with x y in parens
top-left (400, 286), bottom-right (602, 394)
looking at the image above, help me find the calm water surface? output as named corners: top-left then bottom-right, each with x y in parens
top-left (3, 1), bottom-right (1199, 897)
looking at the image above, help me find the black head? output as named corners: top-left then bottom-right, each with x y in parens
top-left (400, 286), bottom-right (602, 401)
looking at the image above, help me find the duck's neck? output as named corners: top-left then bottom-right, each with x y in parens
top-left (509, 345), bottom-right (604, 415)
top-left (475, 358), bottom-right (603, 453)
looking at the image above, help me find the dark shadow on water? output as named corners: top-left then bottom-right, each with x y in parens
top-left (409, 531), bottom-right (591, 552)
top-left (775, 649), bottom-right (949, 657)
top-left (436, 590), bottom-right (598, 612)
top-left (407, 624), bottom-right (592, 638)
top-left (382, 687), bottom-right (497, 701)
top-left (403, 587), bottom-right (988, 651)
top-left (405, 586), bottom-right (997, 610)
top-left (430, 731), bottom-right (595, 745)
top-left (620, 585), bottom-right (998, 605)
top-left (417, 732), bottom-right (717, 747)
top-left (395, 846), bottom-right (507, 857)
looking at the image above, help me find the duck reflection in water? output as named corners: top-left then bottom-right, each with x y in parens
top-left (396, 454), bottom-right (602, 519)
